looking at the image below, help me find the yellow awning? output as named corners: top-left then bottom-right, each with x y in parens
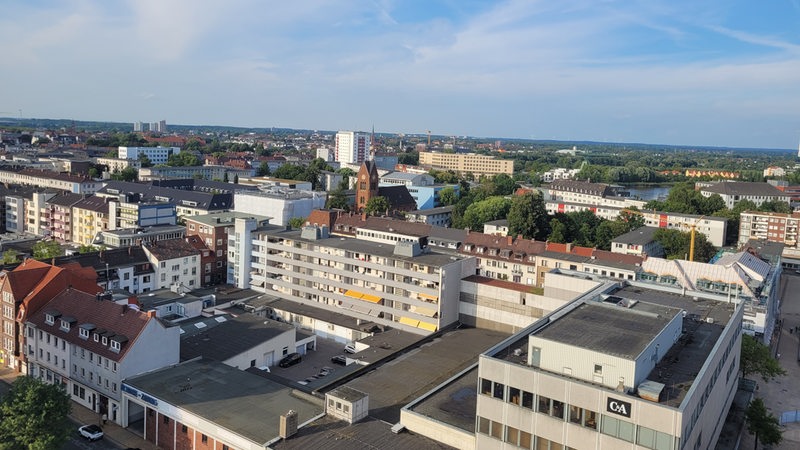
top-left (398, 317), bottom-right (420, 327)
top-left (417, 321), bottom-right (437, 332)
top-left (412, 306), bottom-right (437, 317)
top-left (418, 293), bottom-right (439, 301)
top-left (344, 290), bottom-right (362, 298)
top-left (361, 294), bottom-right (382, 303)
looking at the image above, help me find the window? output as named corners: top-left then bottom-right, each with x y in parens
top-left (79, 328), bottom-right (89, 339)
top-left (509, 387), bottom-right (521, 405)
top-left (201, 434), bottom-right (208, 443)
top-left (601, 415), bottom-right (635, 443)
top-left (182, 425), bottom-right (187, 433)
top-left (163, 416), bottom-right (170, 424)
top-left (493, 382), bottom-right (505, 400)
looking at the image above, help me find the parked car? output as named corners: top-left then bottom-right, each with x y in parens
top-left (278, 352), bottom-right (302, 368)
top-left (331, 354), bottom-right (347, 365)
top-left (78, 424), bottom-right (104, 441)
top-left (344, 344), bottom-right (357, 354)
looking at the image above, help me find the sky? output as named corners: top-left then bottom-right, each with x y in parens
top-left (1, 0), bottom-right (799, 149)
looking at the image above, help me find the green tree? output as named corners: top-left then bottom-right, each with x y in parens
top-left (492, 173), bottom-right (517, 196)
top-left (758, 199), bottom-right (791, 214)
top-left (257, 161), bottom-right (271, 176)
top-left (78, 244), bottom-right (98, 254)
top-left (88, 167), bottom-right (100, 179)
top-left (110, 166), bottom-right (138, 182)
top-left (233, 174), bottom-right (239, 184)
top-left (1, 249), bottom-right (18, 264)
top-left (223, 172), bottom-right (229, 183)
top-left (364, 196), bottom-right (391, 216)
top-left (272, 163), bottom-right (304, 180)
top-left (167, 152), bottom-right (201, 167)
top-left (288, 216), bottom-right (306, 229)
top-left (745, 398), bottom-right (782, 450)
top-left (508, 192), bottom-right (550, 240)
top-left (740, 334), bottom-right (786, 381)
top-left (326, 185), bottom-right (350, 211)
top-left (138, 153), bottom-right (153, 168)
top-left (549, 218), bottom-right (567, 243)
top-left (652, 229), bottom-right (716, 262)
top-left (32, 240), bottom-right (63, 260)
top-left (0, 376), bottom-right (72, 449)
top-left (462, 196), bottom-right (512, 231)
top-left (438, 186), bottom-right (459, 206)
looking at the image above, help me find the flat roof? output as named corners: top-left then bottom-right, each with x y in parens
top-left (407, 365), bottom-right (480, 433)
top-left (344, 327), bottom-right (509, 424)
top-left (262, 227), bottom-right (469, 267)
top-left (271, 416), bottom-right (455, 450)
top-left (124, 359), bottom-right (323, 445)
top-left (186, 211), bottom-right (271, 226)
top-left (534, 300), bottom-right (679, 359)
top-left (179, 314), bottom-right (294, 362)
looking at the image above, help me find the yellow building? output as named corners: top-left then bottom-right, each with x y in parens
top-left (419, 151), bottom-right (514, 177)
top-left (71, 196), bottom-right (110, 246)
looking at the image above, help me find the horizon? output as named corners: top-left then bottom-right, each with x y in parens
top-left (2, 1), bottom-right (799, 149)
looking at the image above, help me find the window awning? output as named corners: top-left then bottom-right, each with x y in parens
top-left (411, 306), bottom-right (437, 317)
top-left (417, 321), bottom-right (437, 332)
top-left (398, 317), bottom-right (420, 327)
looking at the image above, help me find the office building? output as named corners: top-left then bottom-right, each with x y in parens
top-left (118, 146), bottom-right (180, 166)
top-left (419, 151), bottom-right (514, 177)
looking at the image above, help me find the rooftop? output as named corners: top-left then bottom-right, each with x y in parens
top-left (185, 211), bottom-right (271, 227)
top-left (124, 358), bottom-right (324, 446)
top-left (612, 226), bottom-right (660, 246)
top-left (179, 314), bottom-right (295, 362)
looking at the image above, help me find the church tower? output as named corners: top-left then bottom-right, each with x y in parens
top-left (356, 160), bottom-right (379, 212)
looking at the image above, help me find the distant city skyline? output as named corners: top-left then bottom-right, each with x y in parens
top-left (1, 1), bottom-right (799, 150)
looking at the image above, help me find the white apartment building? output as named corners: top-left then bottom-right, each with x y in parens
top-left (335, 131), bottom-right (371, 164)
top-left (473, 281), bottom-right (743, 450)
top-left (228, 220), bottom-right (475, 334)
top-left (25, 289), bottom-right (180, 425)
top-left (233, 188), bottom-right (325, 226)
top-left (118, 146), bottom-right (180, 166)
top-left (142, 239), bottom-right (201, 291)
top-left (95, 157), bottom-right (142, 176)
top-left (738, 210), bottom-right (800, 247)
top-left (542, 180), bottom-right (648, 211)
top-left (698, 181), bottom-right (790, 209)
top-left (0, 169), bottom-right (101, 194)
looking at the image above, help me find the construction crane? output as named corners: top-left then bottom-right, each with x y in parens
top-left (681, 216), bottom-right (705, 262)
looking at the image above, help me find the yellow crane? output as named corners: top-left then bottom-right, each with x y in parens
top-left (681, 216), bottom-right (704, 262)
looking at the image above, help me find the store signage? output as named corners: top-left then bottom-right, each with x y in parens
top-left (606, 397), bottom-right (631, 418)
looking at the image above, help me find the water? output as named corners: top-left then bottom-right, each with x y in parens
top-left (624, 185), bottom-right (672, 201)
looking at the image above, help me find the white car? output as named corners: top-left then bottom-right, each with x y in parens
top-left (344, 344), bottom-right (357, 354)
top-left (78, 424), bottom-right (104, 441)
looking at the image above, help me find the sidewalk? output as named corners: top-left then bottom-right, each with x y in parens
top-left (0, 368), bottom-right (157, 450)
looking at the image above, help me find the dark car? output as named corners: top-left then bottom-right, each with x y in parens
top-left (330, 354), bottom-right (347, 365)
top-left (278, 352), bottom-right (302, 368)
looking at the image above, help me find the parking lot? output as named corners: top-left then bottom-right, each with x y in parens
top-left (270, 336), bottom-right (354, 385)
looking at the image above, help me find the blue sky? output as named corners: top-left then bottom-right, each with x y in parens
top-left (1, 0), bottom-right (799, 149)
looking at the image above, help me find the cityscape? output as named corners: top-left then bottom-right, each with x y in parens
top-left (1, 2), bottom-right (800, 450)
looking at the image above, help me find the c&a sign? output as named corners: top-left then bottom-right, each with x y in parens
top-left (606, 397), bottom-right (632, 418)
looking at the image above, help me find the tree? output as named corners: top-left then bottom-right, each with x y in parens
top-left (233, 174), bottom-right (239, 184)
top-left (745, 398), bottom-right (782, 450)
top-left (462, 196), bottom-right (512, 231)
top-left (759, 199), bottom-right (791, 214)
top-left (110, 166), bottom-right (138, 182)
top-left (652, 228), bottom-right (716, 262)
top-left (549, 218), bottom-right (567, 243)
top-left (223, 172), bottom-right (229, 183)
top-left (326, 185), bottom-right (350, 211)
top-left (1, 249), bottom-right (18, 264)
top-left (78, 244), bottom-right (98, 254)
top-left (508, 192), bottom-right (550, 240)
top-left (438, 186), bottom-right (459, 206)
top-left (257, 161), bottom-right (271, 176)
top-left (288, 217), bottom-right (306, 229)
top-left (492, 173), bottom-right (517, 196)
top-left (88, 167), bottom-right (100, 179)
top-left (364, 196), bottom-right (391, 216)
top-left (167, 152), bottom-right (200, 167)
top-left (32, 240), bottom-right (63, 260)
top-left (740, 334), bottom-right (786, 381)
top-left (0, 376), bottom-right (72, 449)
top-left (138, 153), bottom-right (153, 168)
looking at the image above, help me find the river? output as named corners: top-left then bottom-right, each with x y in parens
top-left (623, 185), bottom-right (672, 201)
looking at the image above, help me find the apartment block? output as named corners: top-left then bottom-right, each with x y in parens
top-left (71, 196), bottom-right (110, 246)
top-left (738, 210), bottom-right (800, 247)
top-left (419, 151), bottom-right (513, 177)
top-left (118, 146), bottom-right (180, 166)
top-left (228, 220), bottom-right (475, 334)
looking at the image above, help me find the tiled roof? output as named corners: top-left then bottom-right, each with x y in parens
top-left (17, 168), bottom-right (90, 183)
top-left (143, 238), bottom-right (200, 260)
top-left (701, 181), bottom-right (788, 197)
top-left (28, 289), bottom-right (153, 361)
top-left (98, 181), bottom-right (233, 211)
top-left (72, 195), bottom-right (109, 213)
top-left (548, 179), bottom-right (610, 196)
top-left (47, 192), bottom-right (84, 207)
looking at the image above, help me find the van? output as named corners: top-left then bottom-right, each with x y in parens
top-left (278, 352), bottom-right (302, 368)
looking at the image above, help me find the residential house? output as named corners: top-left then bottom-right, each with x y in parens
top-left (71, 196), bottom-right (110, 246)
top-left (143, 238), bottom-right (201, 291)
top-left (46, 193), bottom-right (84, 243)
top-left (25, 289), bottom-right (180, 424)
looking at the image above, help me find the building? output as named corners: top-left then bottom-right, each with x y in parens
top-left (355, 161), bottom-right (416, 213)
top-left (0, 259), bottom-right (101, 373)
top-left (472, 280), bottom-right (743, 450)
top-left (406, 205), bottom-right (454, 227)
top-left (185, 212), bottom-right (271, 286)
top-left (118, 146), bottom-right (180, 166)
top-left (142, 239), bottom-right (201, 291)
top-left (95, 157), bottom-right (141, 177)
top-left (639, 250), bottom-right (780, 343)
top-left (121, 358), bottom-right (323, 449)
top-left (26, 289), bottom-right (180, 425)
top-left (55, 246), bottom-right (155, 294)
top-left (611, 226), bottom-right (665, 258)
top-left (335, 131), bottom-right (371, 164)
top-left (234, 188), bottom-right (325, 226)
top-left (139, 165), bottom-right (255, 182)
top-left (0, 168), bottom-right (102, 194)
top-left (71, 196), bottom-right (110, 246)
top-left (380, 172), bottom-right (459, 210)
top-left (698, 181), bottom-right (790, 209)
top-left (228, 220), bottom-right (474, 334)
top-left (541, 180), bottom-right (648, 211)
top-left (108, 197), bottom-right (176, 230)
top-left (738, 210), bottom-right (800, 247)
top-left (541, 167), bottom-right (581, 183)
top-left (418, 151), bottom-right (514, 177)
top-left (46, 192), bottom-right (84, 242)
top-left (94, 224), bottom-right (185, 249)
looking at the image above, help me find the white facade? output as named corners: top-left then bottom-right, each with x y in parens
top-left (118, 146), bottom-right (180, 166)
top-left (143, 248), bottom-right (201, 291)
top-left (335, 131), bottom-right (371, 164)
top-left (233, 189), bottom-right (325, 226)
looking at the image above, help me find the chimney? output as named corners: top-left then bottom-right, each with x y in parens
top-left (147, 310), bottom-right (156, 318)
top-left (507, 236), bottom-right (513, 245)
top-left (361, 212), bottom-right (367, 221)
top-left (566, 243), bottom-right (572, 252)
